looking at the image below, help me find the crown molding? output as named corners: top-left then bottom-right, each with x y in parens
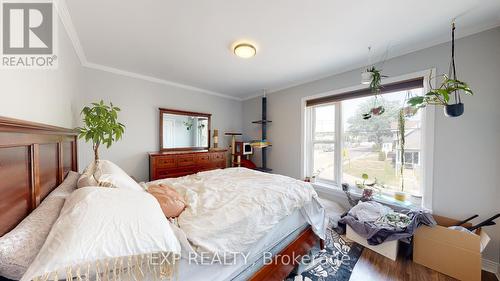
top-left (84, 62), bottom-right (241, 100)
top-left (53, 0), bottom-right (87, 64)
top-left (53, 0), bottom-right (241, 101)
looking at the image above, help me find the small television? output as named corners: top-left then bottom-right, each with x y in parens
top-left (243, 142), bottom-right (253, 155)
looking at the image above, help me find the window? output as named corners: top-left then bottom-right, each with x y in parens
top-left (342, 90), bottom-right (423, 196)
top-left (305, 79), bottom-right (430, 198)
top-left (310, 104), bottom-right (336, 181)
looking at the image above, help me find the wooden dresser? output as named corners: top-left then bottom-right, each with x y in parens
top-left (149, 150), bottom-right (227, 180)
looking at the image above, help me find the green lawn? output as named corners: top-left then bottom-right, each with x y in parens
top-left (343, 152), bottom-right (421, 195)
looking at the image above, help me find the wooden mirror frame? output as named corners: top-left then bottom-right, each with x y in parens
top-left (159, 108), bottom-right (211, 152)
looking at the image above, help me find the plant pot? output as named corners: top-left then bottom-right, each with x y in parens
top-left (371, 106), bottom-right (385, 116)
top-left (403, 106), bottom-right (418, 117)
top-left (361, 71), bottom-right (372, 85)
top-left (394, 191), bottom-right (407, 202)
top-left (362, 188), bottom-right (374, 199)
top-left (444, 103), bottom-right (464, 117)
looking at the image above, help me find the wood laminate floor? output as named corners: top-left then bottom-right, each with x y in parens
top-left (349, 248), bottom-right (498, 281)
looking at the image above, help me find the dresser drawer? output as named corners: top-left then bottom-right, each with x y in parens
top-left (177, 155), bottom-right (195, 167)
top-left (155, 156), bottom-right (176, 168)
top-left (156, 168), bottom-right (194, 179)
top-left (150, 150), bottom-right (227, 181)
top-left (216, 160), bottom-right (226, 168)
top-left (209, 152), bottom-right (225, 161)
top-left (195, 154), bottom-right (210, 164)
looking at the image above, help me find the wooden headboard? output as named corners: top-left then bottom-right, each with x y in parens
top-left (0, 116), bottom-right (78, 236)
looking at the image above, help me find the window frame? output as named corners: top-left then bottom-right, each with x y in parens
top-left (306, 102), bottom-right (340, 185)
top-left (301, 70), bottom-right (435, 210)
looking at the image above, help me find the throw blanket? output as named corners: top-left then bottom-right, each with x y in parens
top-left (151, 168), bottom-right (324, 260)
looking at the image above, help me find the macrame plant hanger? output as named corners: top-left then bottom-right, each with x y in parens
top-left (443, 20), bottom-right (467, 117)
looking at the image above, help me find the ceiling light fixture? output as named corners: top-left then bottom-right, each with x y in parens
top-left (233, 43), bottom-right (257, 59)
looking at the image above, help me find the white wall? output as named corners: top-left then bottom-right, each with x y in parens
top-left (0, 17), bottom-right (82, 128)
top-left (75, 68), bottom-right (243, 182)
top-left (243, 27), bottom-right (500, 264)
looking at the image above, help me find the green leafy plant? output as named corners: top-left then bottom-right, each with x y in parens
top-left (355, 173), bottom-right (386, 192)
top-left (362, 67), bottom-right (388, 119)
top-left (397, 108), bottom-right (405, 192)
top-left (367, 66), bottom-right (384, 94)
top-left (77, 100), bottom-right (125, 161)
top-left (407, 73), bottom-right (473, 109)
top-left (356, 173), bottom-right (373, 189)
top-left (183, 120), bottom-right (193, 130)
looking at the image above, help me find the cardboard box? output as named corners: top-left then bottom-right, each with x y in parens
top-left (346, 225), bottom-right (399, 261)
top-left (413, 215), bottom-right (491, 281)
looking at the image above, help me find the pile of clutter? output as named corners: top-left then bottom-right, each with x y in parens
top-left (337, 201), bottom-right (435, 245)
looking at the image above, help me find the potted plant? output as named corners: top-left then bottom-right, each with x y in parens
top-left (183, 120), bottom-right (193, 130)
top-left (407, 23), bottom-right (473, 117)
top-left (355, 173), bottom-right (386, 200)
top-left (362, 66), bottom-right (388, 119)
top-left (310, 169), bottom-right (321, 183)
top-left (366, 66), bottom-right (384, 94)
top-left (394, 109), bottom-right (407, 201)
top-left (407, 73), bottom-right (473, 117)
top-left (77, 100), bottom-right (125, 162)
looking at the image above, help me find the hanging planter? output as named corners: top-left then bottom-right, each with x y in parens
top-left (361, 66), bottom-right (388, 120)
top-left (361, 71), bottom-right (373, 85)
top-left (360, 46), bottom-right (389, 120)
top-left (402, 105), bottom-right (418, 117)
top-left (407, 22), bottom-right (473, 117)
top-left (444, 102), bottom-right (464, 117)
top-left (367, 66), bottom-right (385, 94)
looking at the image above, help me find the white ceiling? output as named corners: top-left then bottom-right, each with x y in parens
top-left (65, 0), bottom-right (500, 100)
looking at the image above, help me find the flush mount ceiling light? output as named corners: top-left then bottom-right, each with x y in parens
top-left (233, 43), bottom-right (257, 59)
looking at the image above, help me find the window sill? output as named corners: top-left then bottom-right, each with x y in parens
top-left (312, 181), bottom-right (423, 211)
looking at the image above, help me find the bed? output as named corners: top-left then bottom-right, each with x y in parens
top-left (0, 116), bottom-right (324, 281)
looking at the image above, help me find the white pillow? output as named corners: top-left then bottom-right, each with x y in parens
top-left (21, 187), bottom-right (181, 281)
top-left (47, 171), bottom-right (80, 199)
top-left (77, 160), bottom-right (143, 192)
top-left (0, 172), bottom-right (79, 280)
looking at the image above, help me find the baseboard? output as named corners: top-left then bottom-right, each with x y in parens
top-left (482, 258), bottom-right (499, 275)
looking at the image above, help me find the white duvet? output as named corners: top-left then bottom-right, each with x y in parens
top-left (151, 168), bottom-right (325, 259)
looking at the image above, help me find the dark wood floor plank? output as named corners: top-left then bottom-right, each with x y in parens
top-left (349, 248), bottom-right (498, 281)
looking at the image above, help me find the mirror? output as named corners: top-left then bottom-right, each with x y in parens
top-left (159, 108), bottom-right (211, 151)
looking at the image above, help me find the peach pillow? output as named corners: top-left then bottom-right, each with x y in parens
top-left (147, 184), bottom-right (186, 218)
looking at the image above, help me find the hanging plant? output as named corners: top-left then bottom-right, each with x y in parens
top-left (362, 66), bottom-right (388, 119)
top-left (183, 120), bottom-right (193, 130)
top-left (407, 72), bottom-right (473, 116)
top-left (367, 66), bottom-right (385, 94)
top-left (407, 22), bottom-right (474, 117)
top-left (362, 104), bottom-right (385, 120)
top-left (362, 96), bottom-right (386, 120)
top-left (395, 108), bottom-right (407, 201)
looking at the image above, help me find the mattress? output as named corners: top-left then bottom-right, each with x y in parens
top-left (175, 209), bottom-right (314, 281)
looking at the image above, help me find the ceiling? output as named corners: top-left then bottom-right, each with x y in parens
top-left (66, 0), bottom-right (500, 100)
